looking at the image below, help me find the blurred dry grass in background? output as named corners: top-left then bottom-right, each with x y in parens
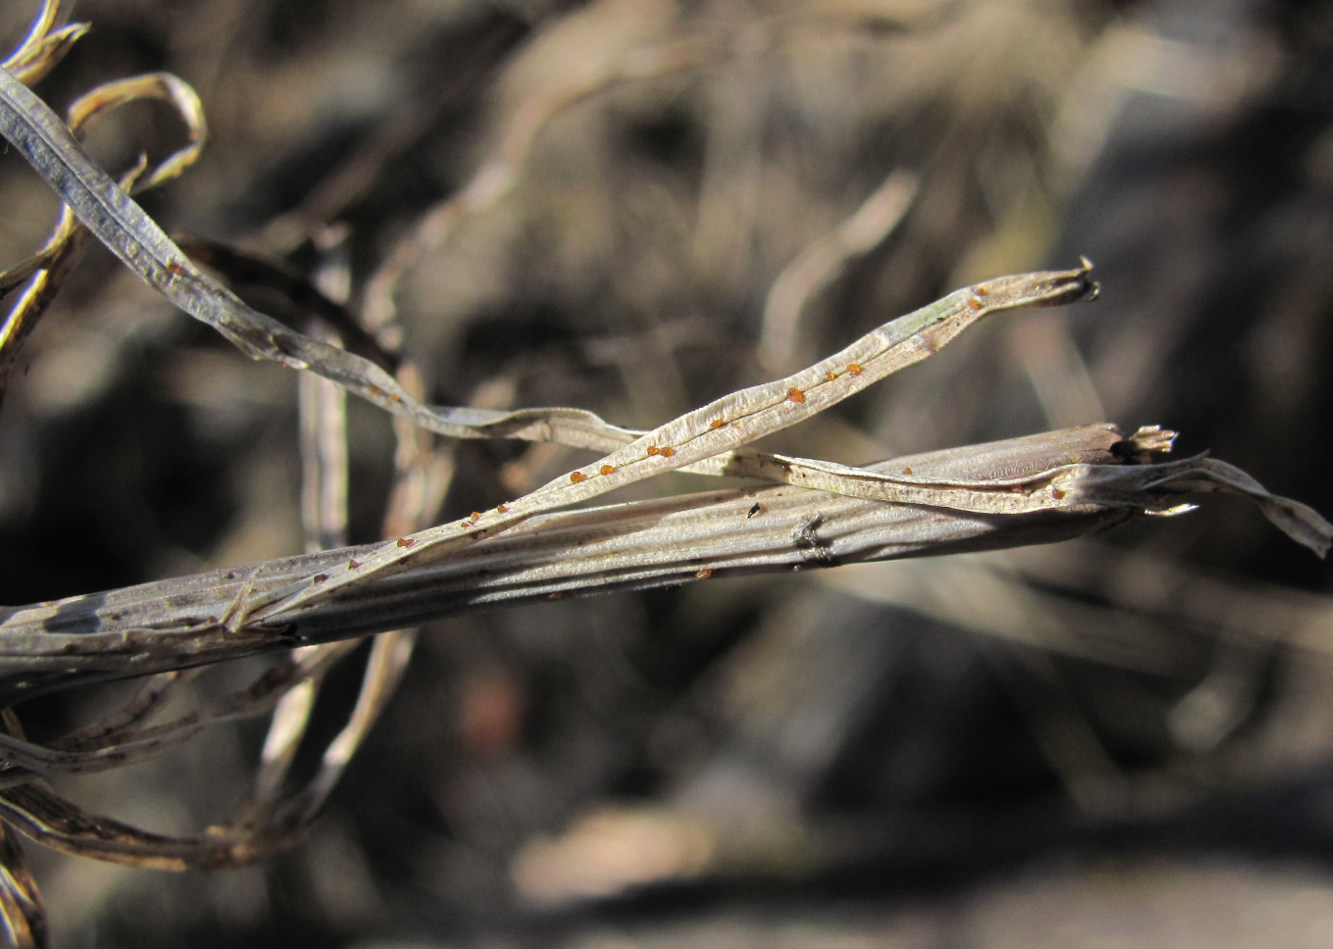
top-left (1, 0), bottom-right (1332, 945)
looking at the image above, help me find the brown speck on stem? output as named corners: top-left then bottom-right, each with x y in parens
top-left (788, 387), bottom-right (805, 403)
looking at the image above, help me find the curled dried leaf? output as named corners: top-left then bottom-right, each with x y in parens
top-left (0, 69), bottom-right (207, 402)
top-left (1065, 454), bottom-right (1333, 558)
top-left (1, 0), bottom-right (86, 87)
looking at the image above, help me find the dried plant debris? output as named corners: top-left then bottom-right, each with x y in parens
top-left (0, 1), bottom-right (1329, 946)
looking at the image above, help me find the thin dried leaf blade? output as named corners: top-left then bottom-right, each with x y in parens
top-left (2, 0), bottom-right (84, 86)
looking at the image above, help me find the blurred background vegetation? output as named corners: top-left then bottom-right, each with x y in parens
top-left (1, 0), bottom-right (1332, 945)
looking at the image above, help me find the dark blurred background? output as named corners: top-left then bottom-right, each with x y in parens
top-left (1, 0), bottom-right (1333, 946)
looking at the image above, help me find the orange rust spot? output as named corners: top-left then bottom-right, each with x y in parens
top-left (348, 558), bottom-right (362, 569)
top-left (787, 387), bottom-right (806, 404)
top-left (167, 261), bottom-right (184, 276)
top-left (600, 464), bottom-right (615, 476)
top-left (974, 285), bottom-right (989, 297)
top-left (902, 466), bottom-right (913, 475)
top-left (967, 297), bottom-right (983, 311)
top-left (497, 503), bottom-right (510, 514)
top-left (695, 568), bottom-right (713, 580)
top-left (1051, 487), bottom-right (1067, 500)
top-left (647, 445), bottom-right (660, 456)
top-left (847, 364), bottom-right (862, 375)
top-left (660, 446), bottom-right (675, 458)
top-left (396, 537), bottom-right (415, 548)
top-left (570, 471), bottom-right (585, 484)
top-left (711, 418), bottom-right (726, 429)
top-left (826, 371), bottom-right (838, 382)
top-left (390, 392), bottom-right (402, 403)
top-left (470, 511), bottom-right (482, 523)
top-left (368, 385), bottom-right (384, 397)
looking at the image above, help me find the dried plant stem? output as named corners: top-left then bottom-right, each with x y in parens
top-left (3, 423), bottom-right (1329, 708)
